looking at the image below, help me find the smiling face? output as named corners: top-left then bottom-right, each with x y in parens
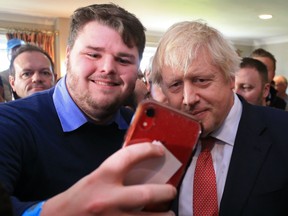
top-left (160, 48), bottom-right (235, 137)
top-left (9, 51), bottom-right (55, 98)
top-left (65, 21), bottom-right (139, 123)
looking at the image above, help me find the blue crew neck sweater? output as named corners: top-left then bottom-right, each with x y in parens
top-left (0, 88), bottom-right (133, 215)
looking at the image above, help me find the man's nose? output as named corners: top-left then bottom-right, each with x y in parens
top-left (98, 56), bottom-right (116, 74)
top-left (183, 84), bottom-right (199, 107)
top-left (234, 86), bottom-right (240, 94)
top-left (31, 72), bottom-right (42, 82)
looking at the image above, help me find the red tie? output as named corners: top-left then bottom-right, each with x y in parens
top-left (193, 137), bottom-right (218, 216)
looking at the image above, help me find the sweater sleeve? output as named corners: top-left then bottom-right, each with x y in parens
top-left (10, 197), bottom-right (39, 216)
top-left (0, 104), bottom-right (38, 216)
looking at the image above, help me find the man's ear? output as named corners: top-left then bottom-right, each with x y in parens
top-left (229, 76), bottom-right (235, 90)
top-left (53, 73), bottom-right (58, 83)
top-left (65, 46), bottom-right (71, 65)
top-left (263, 83), bottom-right (270, 98)
top-left (8, 75), bottom-right (16, 91)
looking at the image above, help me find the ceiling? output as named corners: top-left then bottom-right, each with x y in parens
top-left (0, 0), bottom-right (288, 45)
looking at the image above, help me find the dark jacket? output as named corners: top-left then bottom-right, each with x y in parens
top-left (172, 98), bottom-right (288, 216)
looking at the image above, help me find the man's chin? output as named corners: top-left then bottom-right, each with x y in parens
top-left (32, 87), bottom-right (46, 91)
top-left (90, 97), bottom-right (121, 111)
top-left (26, 91), bottom-right (36, 97)
top-left (28, 88), bottom-right (45, 95)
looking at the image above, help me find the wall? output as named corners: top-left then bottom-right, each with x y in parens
top-left (254, 41), bottom-right (288, 77)
top-left (233, 44), bottom-right (254, 58)
top-left (54, 18), bottom-right (70, 78)
top-left (225, 39), bottom-right (288, 78)
top-left (1, 13), bottom-right (288, 80)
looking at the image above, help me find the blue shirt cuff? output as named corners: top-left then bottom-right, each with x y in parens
top-left (22, 201), bottom-right (45, 216)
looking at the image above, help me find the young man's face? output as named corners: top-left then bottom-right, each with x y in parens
top-left (160, 49), bottom-right (235, 137)
top-left (9, 51), bottom-right (55, 98)
top-left (65, 21), bottom-right (139, 122)
top-left (235, 67), bottom-right (269, 106)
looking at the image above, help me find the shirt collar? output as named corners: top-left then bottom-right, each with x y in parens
top-left (210, 93), bottom-right (242, 146)
top-left (53, 76), bottom-right (129, 132)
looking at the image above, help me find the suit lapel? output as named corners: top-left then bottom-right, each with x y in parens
top-left (219, 102), bottom-right (272, 215)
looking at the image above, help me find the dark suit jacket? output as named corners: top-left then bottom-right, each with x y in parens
top-left (267, 86), bottom-right (286, 110)
top-left (172, 98), bottom-right (288, 216)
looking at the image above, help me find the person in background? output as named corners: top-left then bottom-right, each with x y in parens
top-left (234, 57), bottom-right (270, 106)
top-left (151, 20), bottom-right (288, 215)
top-left (8, 44), bottom-right (56, 99)
top-left (0, 38), bottom-right (25, 102)
top-left (123, 70), bottom-right (150, 111)
top-left (143, 56), bottom-right (168, 103)
top-left (250, 48), bottom-right (286, 109)
top-left (0, 77), bottom-right (5, 102)
top-left (274, 75), bottom-right (288, 110)
top-left (0, 4), bottom-right (176, 216)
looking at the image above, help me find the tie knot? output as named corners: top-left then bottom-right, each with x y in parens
top-left (200, 137), bottom-right (216, 152)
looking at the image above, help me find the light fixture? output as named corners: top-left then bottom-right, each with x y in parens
top-left (258, 14), bottom-right (273, 20)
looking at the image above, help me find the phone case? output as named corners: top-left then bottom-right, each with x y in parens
top-left (123, 99), bottom-right (201, 188)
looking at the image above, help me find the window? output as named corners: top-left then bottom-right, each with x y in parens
top-left (0, 34), bottom-right (9, 71)
top-left (140, 46), bottom-right (157, 72)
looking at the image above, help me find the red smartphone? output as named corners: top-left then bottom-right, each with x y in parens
top-left (123, 99), bottom-right (201, 188)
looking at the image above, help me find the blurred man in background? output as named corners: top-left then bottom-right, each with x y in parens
top-left (251, 48), bottom-right (286, 109)
top-left (235, 57), bottom-right (270, 106)
top-left (274, 75), bottom-right (288, 110)
top-left (8, 44), bottom-right (56, 99)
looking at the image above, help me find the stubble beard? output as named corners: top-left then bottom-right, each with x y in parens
top-left (66, 60), bottom-right (121, 122)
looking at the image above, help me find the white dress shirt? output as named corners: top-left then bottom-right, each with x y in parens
top-left (179, 93), bottom-right (243, 216)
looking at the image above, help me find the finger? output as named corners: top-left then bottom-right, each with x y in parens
top-left (127, 210), bottom-right (175, 216)
top-left (96, 142), bottom-right (165, 181)
top-left (138, 210), bottom-right (175, 216)
top-left (115, 184), bottom-right (177, 211)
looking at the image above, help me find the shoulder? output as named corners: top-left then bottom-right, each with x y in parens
top-left (0, 88), bottom-right (55, 122)
top-left (0, 88), bottom-right (59, 152)
top-left (241, 101), bottom-right (288, 132)
top-left (120, 106), bottom-right (134, 124)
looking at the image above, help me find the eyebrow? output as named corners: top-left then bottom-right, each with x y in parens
top-left (20, 67), bottom-right (52, 72)
top-left (86, 46), bottom-right (136, 60)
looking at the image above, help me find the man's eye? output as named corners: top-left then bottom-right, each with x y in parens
top-left (41, 71), bottom-right (52, 77)
top-left (87, 53), bottom-right (100, 58)
top-left (194, 78), bottom-right (208, 83)
top-left (170, 82), bottom-right (181, 88)
top-left (21, 72), bottom-right (32, 78)
top-left (242, 85), bottom-right (252, 91)
top-left (168, 81), bottom-right (183, 92)
top-left (116, 57), bottom-right (131, 65)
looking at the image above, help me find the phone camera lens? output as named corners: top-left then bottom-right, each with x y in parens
top-left (145, 107), bottom-right (155, 117)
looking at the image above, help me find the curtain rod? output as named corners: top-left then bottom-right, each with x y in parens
top-left (0, 27), bottom-right (58, 35)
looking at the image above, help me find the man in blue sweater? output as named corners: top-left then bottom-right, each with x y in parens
top-left (0, 4), bottom-right (176, 216)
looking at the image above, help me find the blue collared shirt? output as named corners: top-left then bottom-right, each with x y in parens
top-left (53, 76), bottom-right (129, 132)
